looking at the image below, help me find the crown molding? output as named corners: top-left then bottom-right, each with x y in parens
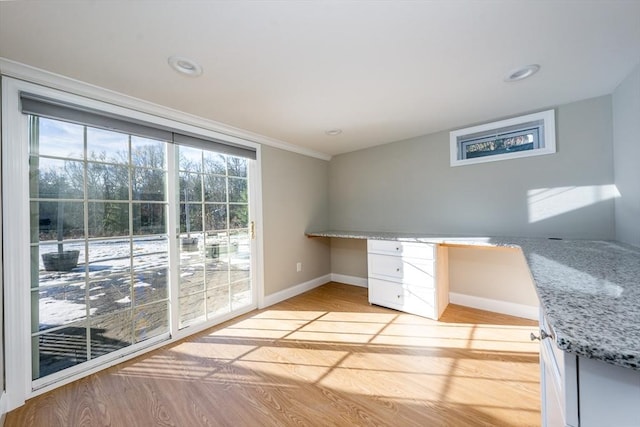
top-left (0, 57), bottom-right (332, 161)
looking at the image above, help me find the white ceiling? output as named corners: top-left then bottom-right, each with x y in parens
top-left (1, 1), bottom-right (639, 157)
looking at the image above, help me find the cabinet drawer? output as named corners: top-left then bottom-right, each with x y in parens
top-left (369, 278), bottom-right (404, 308)
top-left (368, 253), bottom-right (435, 286)
top-left (367, 239), bottom-right (435, 259)
top-left (369, 278), bottom-right (437, 317)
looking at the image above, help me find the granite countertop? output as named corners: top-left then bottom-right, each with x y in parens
top-left (307, 230), bottom-right (640, 371)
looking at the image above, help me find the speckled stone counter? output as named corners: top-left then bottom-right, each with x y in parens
top-left (307, 230), bottom-right (640, 371)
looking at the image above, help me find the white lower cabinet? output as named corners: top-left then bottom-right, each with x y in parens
top-left (539, 309), bottom-right (640, 426)
top-left (367, 240), bottom-right (448, 319)
top-left (539, 313), bottom-right (578, 427)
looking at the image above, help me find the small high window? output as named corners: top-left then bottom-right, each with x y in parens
top-left (450, 109), bottom-right (555, 167)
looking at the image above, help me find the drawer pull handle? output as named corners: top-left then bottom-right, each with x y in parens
top-left (396, 267), bottom-right (400, 272)
top-left (397, 295), bottom-right (401, 299)
top-left (530, 330), bottom-right (552, 341)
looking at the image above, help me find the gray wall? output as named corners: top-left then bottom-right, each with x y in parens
top-left (328, 96), bottom-right (615, 307)
top-left (261, 146), bottom-right (331, 296)
top-left (329, 95), bottom-right (615, 239)
top-left (613, 63), bottom-right (640, 247)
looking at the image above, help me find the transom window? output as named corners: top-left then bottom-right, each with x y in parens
top-left (450, 110), bottom-right (556, 166)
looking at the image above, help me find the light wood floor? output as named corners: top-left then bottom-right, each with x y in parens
top-left (6, 282), bottom-right (540, 426)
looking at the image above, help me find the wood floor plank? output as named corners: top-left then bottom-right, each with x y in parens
top-left (5, 282), bottom-right (540, 426)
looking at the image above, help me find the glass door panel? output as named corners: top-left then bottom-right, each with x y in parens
top-left (177, 146), bottom-right (252, 329)
top-left (29, 116), bottom-right (170, 381)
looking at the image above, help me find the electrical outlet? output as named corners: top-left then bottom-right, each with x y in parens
top-left (296, 262), bottom-right (302, 272)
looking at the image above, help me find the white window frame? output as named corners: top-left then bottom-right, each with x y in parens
top-left (1, 76), bottom-right (263, 411)
top-left (450, 109), bottom-right (556, 167)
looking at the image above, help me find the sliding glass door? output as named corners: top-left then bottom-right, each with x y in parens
top-left (27, 113), bottom-right (255, 384)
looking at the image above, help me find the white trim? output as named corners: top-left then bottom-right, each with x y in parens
top-left (252, 147), bottom-right (266, 310)
top-left (450, 109), bottom-right (556, 167)
top-left (331, 274), bottom-right (368, 288)
top-left (2, 77), bottom-right (31, 412)
top-left (0, 57), bottom-right (331, 161)
top-left (261, 274), bottom-right (331, 308)
top-left (449, 292), bottom-right (538, 320)
top-left (0, 392), bottom-right (7, 422)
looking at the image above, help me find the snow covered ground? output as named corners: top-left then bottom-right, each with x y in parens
top-left (36, 235), bottom-right (251, 329)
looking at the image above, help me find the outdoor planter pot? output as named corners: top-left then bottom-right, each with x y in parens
top-left (42, 250), bottom-right (80, 272)
top-left (180, 237), bottom-right (199, 252)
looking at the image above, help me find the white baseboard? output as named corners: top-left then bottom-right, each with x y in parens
top-left (261, 274), bottom-right (331, 308)
top-left (331, 274), bottom-right (368, 288)
top-left (449, 292), bottom-right (538, 320)
top-left (260, 275), bottom-right (537, 320)
top-left (0, 391), bottom-right (6, 426)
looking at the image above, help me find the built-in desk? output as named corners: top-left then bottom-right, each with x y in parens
top-left (307, 230), bottom-right (640, 426)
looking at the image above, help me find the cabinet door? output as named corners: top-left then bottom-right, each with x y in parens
top-left (540, 340), bottom-right (565, 427)
top-left (579, 357), bottom-right (640, 427)
top-left (402, 285), bottom-right (437, 317)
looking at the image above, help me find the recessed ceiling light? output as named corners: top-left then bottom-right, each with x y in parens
top-left (504, 64), bottom-right (540, 82)
top-left (168, 56), bottom-right (203, 77)
top-left (325, 129), bottom-right (342, 136)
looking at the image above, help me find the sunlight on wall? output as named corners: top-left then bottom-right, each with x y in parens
top-left (527, 184), bottom-right (620, 223)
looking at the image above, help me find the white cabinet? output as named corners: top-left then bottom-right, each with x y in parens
top-left (367, 240), bottom-right (448, 319)
top-left (538, 312), bottom-right (578, 427)
top-left (538, 309), bottom-right (640, 426)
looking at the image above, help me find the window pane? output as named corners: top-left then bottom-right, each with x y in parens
top-left (132, 168), bottom-right (166, 201)
top-left (207, 287), bottom-right (230, 317)
top-left (204, 175), bottom-right (226, 202)
top-left (463, 131), bottom-right (537, 159)
top-left (131, 137), bottom-right (166, 169)
top-left (133, 236), bottom-right (168, 256)
top-left (229, 204), bottom-right (248, 229)
top-left (88, 202), bottom-right (130, 238)
top-left (90, 278), bottom-right (132, 315)
top-left (87, 163), bottom-right (130, 200)
top-left (203, 152), bottom-right (226, 175)
top-left (180, 172), bottom-right (202, 202)
top-left (87, 239), bottom-right (131, 270)
top-left (32, 283), bottom-right (88, 333)
top-left (206, 260), bottom-right (230, 290)
top-left (33, 201), bottom-right (85, 241)
top-left (31, 157), bottom-right (84, 199)
top-left (34, 323), bottom-right (88, 380)
top-left (179, 263), bottom-right (205, 296)
top-left (132, 203), bottom-right (166, 235)
top-left (36, 118), bottom-right (84, 159)
top-left (227, 157), bottom-right (247, 177)
top-left (179, 146), bottom-right (202, 172)
top-left (231, 280), bottom-right (251, 310)
top-left (87, 127), bottom-right (129, 164)
top-left (228, 177), bottom-right (247, 203)
top-left (132, 254), bottom-right (169, 306)
top-left (205, 204), bottom-right (227, 231)
top-left (180, 203), bottom-right (203, 234)
top-left (90, 311), bottom-right (133, 358)
top-left (179, 294), bottom-right (205, 328)
top-left (134, 301), bottom-right (169, 343)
